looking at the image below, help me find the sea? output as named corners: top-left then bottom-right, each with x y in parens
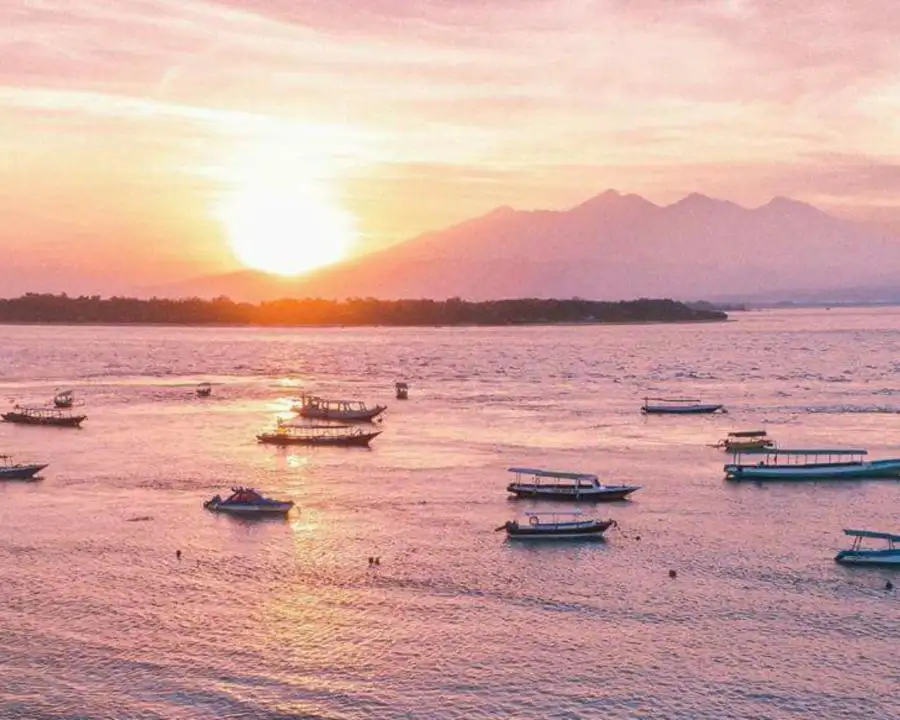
top-left (0, 307), bottom-right (898, 720)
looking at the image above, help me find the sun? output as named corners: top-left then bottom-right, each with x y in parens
top-left (216, 176), bottom-right (357, 277)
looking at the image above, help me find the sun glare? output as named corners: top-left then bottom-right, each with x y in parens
top-left (216, 173), bottom-right (356, 277)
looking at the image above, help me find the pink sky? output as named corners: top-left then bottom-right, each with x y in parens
top-left (2, 0), bottom-right (900, 295)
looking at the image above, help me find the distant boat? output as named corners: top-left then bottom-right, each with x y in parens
top-left (257, 422), bottom-right (382, 447)
top-left (714, 430), bottom-right (774, 452)
top-left (506, 467), bottom-right (639, 501)
top-left (292, 395), bottom-right (387, 422)
top-left (196, 382), bottom-right (212, 397)
top-left (0, 454), bottom-right (48, 480)
top-left (725, 448), bottom-right (900, 481)
top-left (203, 487), bottom-right (294, 516)
top-left (2, 405), bottom-right (86, 428)
top-left (496, 511), bottom-right (615, 540)
top-left (53, 389), bottom-right (74, 408)
top-left (835, 529), bottom-right (900, 566)
top-left (641, 397), bottom-right (725, 414)
top-left (395, 382), bottom-right (409, 400)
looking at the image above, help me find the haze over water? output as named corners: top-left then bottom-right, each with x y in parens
top-left (1, 307), bottom-right (898, 719)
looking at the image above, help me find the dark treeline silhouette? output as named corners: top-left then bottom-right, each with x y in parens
top-left (0, 293), bottom-right (727, 326)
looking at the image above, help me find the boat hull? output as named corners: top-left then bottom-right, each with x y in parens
top-left (204, 501), bottom-right (294, 515)
top-left (0, 463), bottom-right (47, 480)
top-left (835, 550), bottom-right (900, 566)
top-left (257, 431), bottom-right (381, 447)
top-left (505, 519), bottom-right (614, 540)
top-left (642, 404), bottom-right (724, 414)
top-left (506, 484), bottom-right (638, 501)
top-left (295, 406), bottom-right (386, 422)
top-left (1, 412), bottom-right (85, 427)
top-left (725, 459), bottom-right (900, 481)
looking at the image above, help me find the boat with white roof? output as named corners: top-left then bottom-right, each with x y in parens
top-left (641, 397), bottom-right (725, 414)
top-left (506, 467), bottom-right (640, 501)
top-left (834, 529), bottom-right (900, 566)
top-left (496, 511), bottom-right (615, 540)
top-left (724, 448), bottom-right (900, 481)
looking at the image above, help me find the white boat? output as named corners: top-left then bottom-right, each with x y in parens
top-left (835, 529), bottom-right (900, 566)
top-left (496, 511), bottom-right (615, 540)
top-left (0, 454), bottom-right (48, 480)
top-left (292, 395), bottom-right (386, 422)
top-left (506, 467), bottom-right (639, 501)
top-left (725, 448), bottom-right (900, 481)
top-left (641, 397), bottom-right (725, 414)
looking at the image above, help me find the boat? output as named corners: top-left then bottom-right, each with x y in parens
top-left (714, 430), bottom-right (774, 452)
top-left (496, 511), bottom-right (615, 540)
top-left (203, 486), bottom-right (294, 515)
top-left (196, 382), bottom-right (212, 397)
top-left (1, 405), bottom-right (86, 427)
top-left (506, 467), bottom-right (640, 501)
top-left (0, 455), bottom-right (48, 480)
top-left (834, 529), bottom-right (900, 566)
top-left (292, 395), bottom-right (387, 422)
top-left (724, 448), bottom-right (900, 481)
top-left (53, 389), bottom-right (74, 408)
top-left (395, 382), bottom-right (409, 400)
top-left (641, 397), bottom-right (725, 414)
top-left (257, 422), bottom-right (382, 447)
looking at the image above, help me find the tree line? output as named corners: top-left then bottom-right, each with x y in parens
top-left (0, 293), bottom-right (727, 326)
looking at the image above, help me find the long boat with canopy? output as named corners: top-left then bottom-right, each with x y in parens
top-left (834, 529), bottom-right (900, 566)
top-left (641, 397), bottom-right (725, 414)
top-left (724, 448), bottom-right (900, 481)
top-left (257, 422), bottom-right (382, 447)
top-left (2, 405), bottom-right (86, 428)
top-left (292, 395), bottom-right (387, 422)
top-left (506, 467), bottom-right (640, 501)
top-left (714, 430), bottom-right (774, 452)
top-left (496, 511), bottom-right (615, 540)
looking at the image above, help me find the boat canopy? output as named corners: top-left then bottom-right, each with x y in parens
top-left (727, 430), bottom-right (767, 438)
top-left (507, 467), bottom-right (598, 481)
top-left (644, 397), bottom-right (700, 403)
top-left (524, 510), bottom-right (583, 517)
top-left (753, 448), bottom-right (867, 456)
top-left (843, 528), bottom-right (900, 541)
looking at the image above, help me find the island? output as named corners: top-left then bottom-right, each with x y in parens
top-left (0, 294), bottom-right (727, 326)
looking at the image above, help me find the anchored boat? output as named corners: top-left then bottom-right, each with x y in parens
top-left (196, 382), bottom-right (212, 397)
top-left (2, 406), bottom-right (86, 428)
top-left (292, 395), bottom-right (387, 422)
top-left (714, 430), bottom-right (774, 452)
top-left (641, 397), bottom-right (725, 414)
top-left (0, 455), bottom-right (48, 480)
top-left (506, 467), bottom-right (640, 501)
top-left (395, 382), bottom-right (409, 400)
top-left (497, 511), bottom-right (615, 540)
top-left (835, 529), bottom-right (900, 566)
top-left (53, 389), bottom-right (74, 408)
top-left (203, 487), bottom-right (294, 516)
top-left (257, 422), bottom-right (382, 447)
top-left (724, 448), bottom-right (900, 481)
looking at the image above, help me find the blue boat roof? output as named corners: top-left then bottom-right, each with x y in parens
top-left (735, 448), bottom-right (867, 456)
top-left (508, 467), bottom-right (597, 481)
top-left (844, 529), bottom-right (900, 541)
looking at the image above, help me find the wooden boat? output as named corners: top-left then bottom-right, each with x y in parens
top-left (506, 467), bottom-right (640, 501)
top-left (53, 389), bottom-right (74, 408)
top-left (641, 397), bottom-right (725, 414)
top-left (2, 405), bottom-right (86, 427)
top-left (724, 448), bottom-right (900, 481)
top-left (714, 430), bottom-right (774, 452)
top-left (196, 382), bottom-right (212, 397)
top-left (497, 511), bottom-right (615, 540)
top-left (0, 455), bottom-right (48, 480)
top-left (292, 395), bottom-right (387, 422)
top-left (395, 382), bottom-right (409, 400)
top-left (203, 486), bottom-right (294, 516)
top-left (257, 422), bottom-right (382, 447)
top-left (834, 529), bottom-right (900, 566)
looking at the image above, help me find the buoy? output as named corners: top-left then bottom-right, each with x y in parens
top-left (375, 557), bottom-right (381, 565)
top-left (176, 550), bottom-right (182, 560)
top-left (886, 580), bottom-right (894, 591)
top-left (635, 535), bottom-right (641, 541)
top-left (669, 569), bottom-right (677, 579)
top-left (368, 556), bottom-right (374, 565)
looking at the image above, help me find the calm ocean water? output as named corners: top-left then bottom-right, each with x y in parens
top-left (1, 308), bottom-right (898, 719)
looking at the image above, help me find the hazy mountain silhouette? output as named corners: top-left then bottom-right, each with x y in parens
top-left (150, 190), bottom-right (900, 302)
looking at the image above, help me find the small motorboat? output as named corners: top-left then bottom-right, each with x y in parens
top-left (257, 421), bottom-right (381, 447)
top-left (292, 395), bottom-right (386, 422)
top-left (196, 383), bottom-right (212, 397)
top-left (496, 511), bottom-right (615, 540)
top-left (203, 486), bottom-right (294, 516)
top-left (395, 382), bottom-right (409, 400)
top-left (53, 389), bottom-right (74, 408)
top-left (0, 454), bottom-right (48, 480)
top-left (714, 430), bottom-right (774, 452)
top-left (641, 397), bottom-right (725, 414)
top-left (2, 405), bottom-right (86, 427)
top-left (506, 467), bottom-right (639, 501)
top-left (834, 529), bottom-right (900, 566)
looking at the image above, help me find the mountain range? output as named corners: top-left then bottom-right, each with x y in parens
top-left (150, 190), bottom-right (900, 303)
